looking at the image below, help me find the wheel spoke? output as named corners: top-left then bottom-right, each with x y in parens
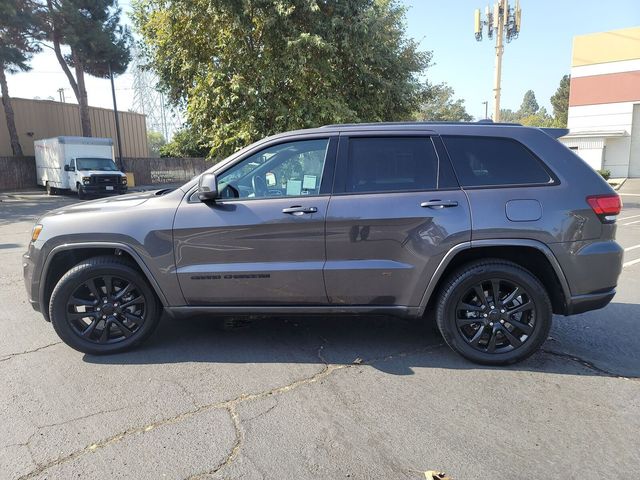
top-left (123, 312), bottom-right (144, 326)
top-left (98, 322), bottom-right (110, 343)
top-left (69, 296), bottom-right (97, 307)
top-left (85, 278), bottom-right (101, 300)
top-left (120, 296), bottom-right (144, 309)
top-left (456, 316), bottom-right (481, 327)
top-left (460, 302), bottom-right (483, 312)
top-left (500, 325), bottom-right (522, 348)
top-left (81, 319), bottom-right (99, 338)
top-left (68, 311), bottom-right (96, 320)
top-left (486, 328), bottom-right (498, 352)
top-left (113, 282), bottom-right (133, 300)
top-left (507, 318), bottom-right (533, 335)
top-left (473, 285), bottom-right (489, 308)
top-left (111, 318), bottom-right (133, 337)
top-left (103, 276), bottom-right (113, 298)
top-left (469, 326), bottom-right (486, 346)
top-left (502, 287), bottom-right (521, 306)
top-left (507, 301), bottom-right (533, 316)
top-left (491, 280), bottom-right (501, 306)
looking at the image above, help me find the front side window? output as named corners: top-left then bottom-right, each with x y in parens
top-left (217, 139), bottom-right (330, 199)
top-left (345, 137), bottom-right (438, 193)
top-left (442, 136), bottom-right (553, 187)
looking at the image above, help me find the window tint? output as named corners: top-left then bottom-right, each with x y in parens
top-left (346, 137), bottom-right (438, 193)
top-left (443, 136), bottom-right (552, 187)
top-left (217, 139), bottom-right (329, 199)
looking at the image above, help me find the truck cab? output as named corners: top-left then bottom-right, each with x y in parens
top-left (64, 157), bottom-right (127, 199)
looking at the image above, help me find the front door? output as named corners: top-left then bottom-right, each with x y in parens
top-left (324, 133), bottom-right (471, 307)
top-left (173, 137), bottom-right (337, 305)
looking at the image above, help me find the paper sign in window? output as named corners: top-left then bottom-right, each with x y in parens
top-left (286, 180), bottom-right (302, 196)
top-left (303, 175), bottom-right (317, 190)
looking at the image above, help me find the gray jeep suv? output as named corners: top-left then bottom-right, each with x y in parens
top-left (23, 122), bottom-right (624, 364)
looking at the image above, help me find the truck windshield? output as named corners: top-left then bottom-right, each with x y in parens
top-left (76, 158), bottom-right (118, 171)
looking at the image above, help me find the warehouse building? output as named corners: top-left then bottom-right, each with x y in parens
top-left (560, 26), bottom-right (640, 178)
top-left (0, 97), bottom-right (148, 158)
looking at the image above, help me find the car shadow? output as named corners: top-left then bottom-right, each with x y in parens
top-left (82, 302), bottom-right (640, 378)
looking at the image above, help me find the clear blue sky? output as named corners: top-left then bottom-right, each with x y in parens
top-left (403, 0), bottom-right (640, 118)
top-left (6, 0), bottom-right (640, 119)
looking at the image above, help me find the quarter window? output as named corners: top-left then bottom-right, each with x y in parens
top-left (346, 137), bottom-right (438, 193)
top-left (443, 136), bottom-right (552, 187)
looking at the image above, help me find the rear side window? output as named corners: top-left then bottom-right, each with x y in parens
top-left (346, 137), bottom-right (438, 193)
top-left (443, 136), bottom-right (553, 187)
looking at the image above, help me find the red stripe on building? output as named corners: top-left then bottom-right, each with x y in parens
top-left (569, 70), bottom-right (640, 106)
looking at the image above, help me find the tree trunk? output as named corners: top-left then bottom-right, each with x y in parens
top-left (73, 52), bottom-right (92, 137)
top-left (0, 66), bottom-right (24, 156)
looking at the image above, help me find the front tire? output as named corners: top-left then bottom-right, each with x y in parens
top-left (436, 259), bottom-right (552, 365)
top-left (49, 256), bottom-right (161, 355)
top-left (77, 183), bottom-right (86, 200)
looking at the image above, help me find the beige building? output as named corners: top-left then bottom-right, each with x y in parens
top-left (0, 97), bottom-right (149, 157)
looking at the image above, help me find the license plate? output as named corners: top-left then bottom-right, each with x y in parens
top-left (106, 186), bottom-right (114, 191)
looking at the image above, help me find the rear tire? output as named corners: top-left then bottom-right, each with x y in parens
top-left (46, 182), bottom-right (56, 195)
top-left (49, 256), bottom-right (161, 355)
top-left (436, 259), bottom-right (552, 365)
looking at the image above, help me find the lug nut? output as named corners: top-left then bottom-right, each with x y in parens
top-left (489, 322), bottom-right (494, 326)
top-left (501, 309), bottom-right (505, 313)
top-left (102, 315), bottom-right (106, 319)
top-left (483, 313), bottom-right (488, 318)
top-left (97, 307), bottom-right (101, 312)
top-left (500, 319), bottom-right (505, 324)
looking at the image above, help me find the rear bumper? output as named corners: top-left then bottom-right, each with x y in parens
top-left (566, 289), bottom-right (616, 315)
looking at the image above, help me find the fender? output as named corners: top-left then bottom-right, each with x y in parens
top-left (40, 242), bottom-right (170, 309)
top-left (417, 238), bottom-right (572, 316)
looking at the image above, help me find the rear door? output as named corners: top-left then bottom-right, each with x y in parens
top-left (324, 132), bottom-right (471, 306)
top-left (173, 136), bottom-right (337, 305)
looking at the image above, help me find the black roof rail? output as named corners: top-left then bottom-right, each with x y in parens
top-left (320, 120), bottom-right (522, 128)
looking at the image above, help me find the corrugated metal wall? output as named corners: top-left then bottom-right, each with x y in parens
top-left (0, 97), bottom-right (148, 157)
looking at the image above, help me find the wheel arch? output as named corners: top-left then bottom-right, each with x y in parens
top-left (40, 242), bottom-right (169, 320)
top-left (419, 239), bottom-right (571, 317)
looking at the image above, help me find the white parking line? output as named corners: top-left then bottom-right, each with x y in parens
top-left (623, 258), bottom-right (640, 268)
top-left (619, 193), bottom-right (640, 196)
top-left (620, 219), bottom-right (640, 226)
top-left (625, 244), bottom-right (640, 252)
top-left (618, 214), bottom-right (640, 221)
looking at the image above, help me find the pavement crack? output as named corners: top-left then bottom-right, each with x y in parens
top-left (540, 348), bottom-right (639, 380)
top-left (0, 342), bottom-right (61, 363)
top-left (17, 342), bottom-right (444, 480)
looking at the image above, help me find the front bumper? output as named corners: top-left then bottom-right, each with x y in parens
top-left (23, 247), bottom-right (42, 314)
top-left (80, 185), bottom-right (127, 195)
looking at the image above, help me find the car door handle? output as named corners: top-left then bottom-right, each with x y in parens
top-left (420, 200), bottom-right (459, 209)
top-left (282, 206), bottom-right (318, 215)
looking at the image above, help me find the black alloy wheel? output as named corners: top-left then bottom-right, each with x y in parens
top-left (49, 256), bottom-right (160, 354)
top-left (436, 259), bottom-right (552, 365)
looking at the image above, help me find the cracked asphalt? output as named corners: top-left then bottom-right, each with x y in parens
top-left (1, 188), bottom-right (639, 480)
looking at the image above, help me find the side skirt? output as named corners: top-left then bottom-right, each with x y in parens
top-left (164, 305), bottom-right (421, 319)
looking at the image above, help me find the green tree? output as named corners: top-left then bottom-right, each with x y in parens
top-left (518, 106), bottom-right (554, 127)
top-left (499, 108), bottom-right (520, 123)
top-left (147, 131), bottom-right (166, 157)
top-left (414, 84), bottom-right (472, 122)
top-left (518, 89), bottom-right (539, 117)
top-left (159, 127), bottom-right (209, 158)
top-left (550, 74), bottom-right (570, 127)
top-left (0, 0), bottom-right (44, 155)
top-left (44, 0), bottom-right (132, 136)
top-left (134, 0), bottom-right (432, 158)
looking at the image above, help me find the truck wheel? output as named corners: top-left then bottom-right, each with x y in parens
top-left (49, 256), bottom-right (161, 355)
top-left (436, 259), bottom-right (552, 366)
top-left (46, 182), bottom-right (56, 195)
top-left (77, 183), bottom-right (86, 200)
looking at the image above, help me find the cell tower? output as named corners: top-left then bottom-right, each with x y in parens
top-left (131, 47), bottom-right (182, 141)
top-left (474, 0), bottom-right (522, 121)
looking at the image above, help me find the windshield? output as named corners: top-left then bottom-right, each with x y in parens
top-left (76, 158), bottom-right (118, 171)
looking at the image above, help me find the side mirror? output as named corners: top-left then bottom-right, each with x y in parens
top-left (197, 173), bottom-right (219, 201)
top-left (64, 165), bottom-right (74, 172)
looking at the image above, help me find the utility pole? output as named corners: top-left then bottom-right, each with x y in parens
top-left (108, 64), bottom-right (125, 172)
top-left (482, 101), bottom-right (489, 119)
top-left (474, 0), bottom-right (522, 121)
top-left (57, 88), bottom-right (65, 103)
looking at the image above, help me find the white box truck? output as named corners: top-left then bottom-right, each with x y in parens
top-left (34, 136), bottom-right (127, 199)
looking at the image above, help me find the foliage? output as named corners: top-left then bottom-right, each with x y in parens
top-left (134, 0), bottom-right (433, 158)
top-left (147, 131), bottom-right (166, 157)
top-left (550, 74), bottom-right (570, 127)
top-left (518, 90), bottom-right (539, 117)
top-left (44, 0), bottom-right (132, 136)
top-left (0, 0), bottom-right (45, 155)
top-left (597, 169), bottom-right (611, 181)
top-left (159, 127), bottom-right (209, 158)
top-left (414, 84), bottom-right (472, 122)
top-left (518, 107), bottom-right (554, 127)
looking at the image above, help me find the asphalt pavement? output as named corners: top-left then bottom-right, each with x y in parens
top-left (0, 186), bottom-right (639, 480)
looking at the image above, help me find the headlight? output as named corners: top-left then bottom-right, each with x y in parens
top-left (121, 176), bottom-right (127, 185)
top-left (82, 177), bottom-right (91, 185)
top-left (31, 224), bottom-right (43, 242)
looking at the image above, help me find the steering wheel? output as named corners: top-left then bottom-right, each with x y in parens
top-left (252, 174), bottom-right (268, 197)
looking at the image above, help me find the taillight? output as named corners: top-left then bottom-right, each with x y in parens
top-left (586, 194), bottom-right (621, 222)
